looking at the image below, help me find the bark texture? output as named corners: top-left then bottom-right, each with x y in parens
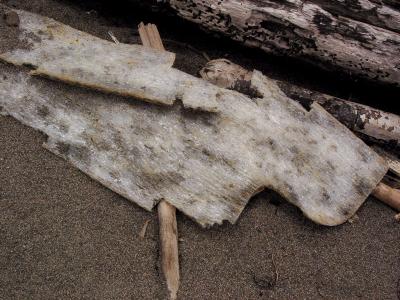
top-left (130, 0), bottom-right (400, 85)
top-left (310, 0), bottom-right (400, 33)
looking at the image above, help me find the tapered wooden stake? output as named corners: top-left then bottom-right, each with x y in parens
top-left (138, 22), bottom-right (180, 299)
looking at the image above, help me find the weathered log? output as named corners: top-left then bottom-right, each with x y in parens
top-left (128, 0), bottom-right (400, 85)
top-left (200, 59), bottom-right (400, 151)
top-left (373, 146), bottom-right (400, 178)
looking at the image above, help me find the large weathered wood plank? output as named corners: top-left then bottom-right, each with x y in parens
top-left (0, 7), bottom-right (388, 226)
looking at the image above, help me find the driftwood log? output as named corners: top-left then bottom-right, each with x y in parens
top-left (129, 0), bottom-right (400, 86)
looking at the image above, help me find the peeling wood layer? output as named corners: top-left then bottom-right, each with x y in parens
top-left (0, 8), bottom-right (388, 227)
top-left (0, 5), bottom-right (219, 113)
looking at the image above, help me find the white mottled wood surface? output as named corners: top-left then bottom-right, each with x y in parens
top-left (0, 8), bottom-right (388, 227)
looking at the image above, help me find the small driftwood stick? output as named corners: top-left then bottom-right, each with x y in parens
top-left (138, 22), bottom-right (180, 300)
top-left (200, 58), bottom-right (400, 214)
top-left (138, 22), bottom-right (165, 51)
top-left (138, 219), bottom-right (151, 239)
top-left (372, 183), bottom-right (400, 212)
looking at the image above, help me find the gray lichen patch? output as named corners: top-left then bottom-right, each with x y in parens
top-left (4, 10), bottom-right (20, 27)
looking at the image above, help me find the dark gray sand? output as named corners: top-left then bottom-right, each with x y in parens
top-left (1, 0), bottom-right (399, 299)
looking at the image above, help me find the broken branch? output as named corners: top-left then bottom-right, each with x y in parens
top-left (138, 22), bottom-right (165, 51)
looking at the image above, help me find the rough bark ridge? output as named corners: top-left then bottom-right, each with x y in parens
top-left (137, 0), bottom-right (400, 85)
